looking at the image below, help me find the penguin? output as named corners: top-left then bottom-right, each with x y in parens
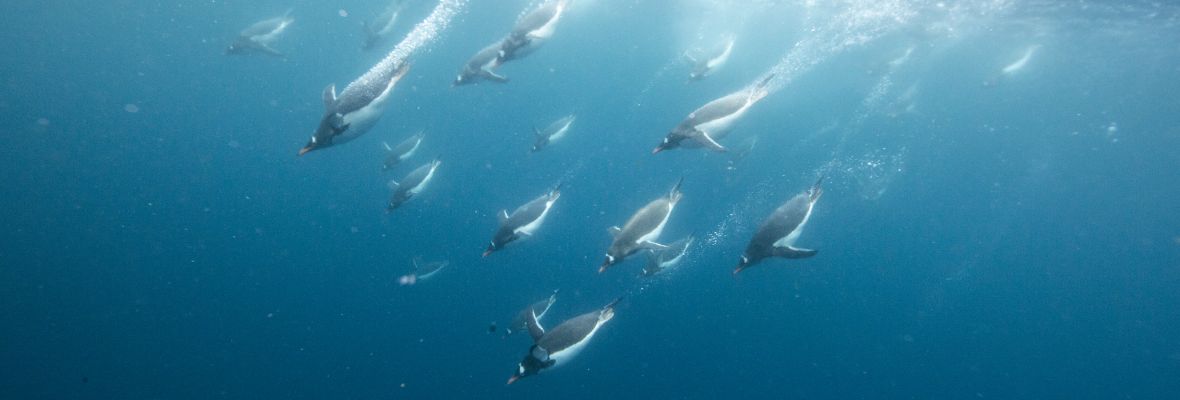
top-left (687, 36), bottom-right (735, 81)
top-left (530, 115), bottom-right (575, 153)
top-left (507, 297), bottom-right (621, 385)
top-left (362, 0), bottom-right (405, 51)
top-left (599, 179), bottom-right (684, 273)
top-left (226, 11), bottom-right (294, 57)
top-left (398, 257), bottom-right (448, 285)
top-left (652, 74), bottom-right (774, 154)
top-left (299, 61), bottom-right (411, 156)
top-left (640, 235), bottom-right (695, 277)
top-left (733, 177), bottom-right (823, 275)
top-left (387, 158), bottom-right (441, 211)
top-left (507, 290), bottom-right (559, 336)
top-left (382, 131), bottom-right (424, 171)
top-left (498, 0), bottom-right (569, 64)
top-left (453, 40), bottom-right (510, 87)
top-left (484, 184), bottom-right (561, 257)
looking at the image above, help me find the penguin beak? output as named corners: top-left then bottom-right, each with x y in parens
top-left (506, 375), bottom-right (520, 385)
top-left (298, 146), bottom-right (313, 156)
top-left (598, 258), bottom-right (611, 274)
top-left (483, 246), bottom-right (494, 258)
top-left (651, 145), bottom-right (664, 154)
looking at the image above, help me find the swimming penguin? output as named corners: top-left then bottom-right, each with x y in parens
top-left (453, 40), bottom-right (511, 87)
top-left (599, 179), bottom-right (684, 273)
top-left (686, 36), bottom-right (735, 81)
top-left (382, 131), bottom-right (424, 171)
top-left (484, 184), bottom-right (562, 257)
top-left (641, 235), bottom-right (695, 277)
top-left (652, 74), bottom-right (774, 154)
top-left (387, 158), bottom-right (441, 211)
top-left (299, 61), bottom-right (411, 156)
top-left (398, 257), bottom-right (449, 285)
top-left (362, 0), bottom-right (405, 51)
top-left (226, 11), bottom-right (294, 57)
top-left (507, 297), bottom-right (621, 385)
top-left (530, 115), bottom-right (575, 153)
top-left (498, 0), bottom-right (569, 64)
top-left (733, 177), bottom-right (823, 275)
top-left (507, 289), bottom-right (559, 336)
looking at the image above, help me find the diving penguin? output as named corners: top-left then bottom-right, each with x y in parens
top-left (299, 60), bottom-right (411, 156)
top-left (652, 74), bottom-right (774, 154)
top-left (599, 179), bottom-right (684, 273)
top-left (453, 40), bottom-right (511, 87)
top-left (497, 0), bottom-right (569, 64)
top-left (387, 158), bottom-right (441, 211)
top-left (361, 0), bottom-right (406, 51)
top-left (226, 11), bottom-right (294, 57)
top-left (382, 131), bottom-right (424, 171)
top-left (733, 177), bottom-right (823, 275)
top-left (484, 184), bottom-right (562, 257)
top-left (507, 297), bottom-right (622, 385)
top-left (686, 36), bottom-right (735, 81)
top-left (507, 290), bottom-right (559, 336)
top-left (530, 115), bottom-right (575, 153)
top-left (641, 235), bottom-right (695, 277)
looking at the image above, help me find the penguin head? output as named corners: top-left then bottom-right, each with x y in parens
top-left (598, 254), bottom-right (616, 273)
top-left (483, 242), bottom-right (497, 257)
top-left (652, 136), bottom-right (677, 154)
top-left (298, 136), bottom-right (319, 156)
top-left (733, 255), bottom-right (751, 275)
top-left (452, 74), bottom-right (468, 87)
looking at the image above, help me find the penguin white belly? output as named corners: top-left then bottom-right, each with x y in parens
top-left (549, 124), bottom-right (571, 142)
top-left (635, 204), bottom-right (674, 245)
top-left (706, 41), bottom-right (734, 69)
top-left (399, 139), bottom-right (421, 161)
top-left (773, 207), bottom-right (813, 248)
top-left (253, 20), bottom-right (291, 44)
top-left (514, 201), bottom-right (554, 236)
top-left (338, 79), bottom-right (399, 143)
top-left (548, 321), bottom-right (603, 367)
top-left (409, 166), bottom-right (437, 195)
top-left (528, 11), bottom-right (563, 40)
top-left (694, 102), bottom-right (751, 136)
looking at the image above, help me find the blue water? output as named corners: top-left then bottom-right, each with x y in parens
top-left (3, 0), bottom-right (1179, 398)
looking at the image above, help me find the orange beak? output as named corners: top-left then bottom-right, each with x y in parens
top-left (482, 249), bottom-right (493, 258)
top-left (506, 375), bottom-right (519, 385)
top-left (298, 146), bottom-right (312, 156)
top-left (651, 146), bottom-right (663, 154)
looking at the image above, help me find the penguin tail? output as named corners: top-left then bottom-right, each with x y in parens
top-left (669, 177), bottom-right (685, 201)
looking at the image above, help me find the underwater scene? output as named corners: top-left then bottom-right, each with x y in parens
top-left (2, 0), bottom-right (1179, 398)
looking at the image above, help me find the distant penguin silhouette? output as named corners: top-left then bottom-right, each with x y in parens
top-left (398, 257), bottom-right (448, 285)
top-left (600, 179), bottom-right (683, 273)
top-left (641, 235), bottom-right (694, 277)
top-left (453, 40), bottom-right (510, 87)
top-left (382, 131), bottom-right (424, 171)
top-left (686, 36), bottom-right (735, 81)
top-left (362, 0), bottom-right (406, 51)
top-left (226, 11), bottom-right (294, 57)
top-left (507, 290), bottom-right (559, 336)
top-left (485, 184), bottom-right (561, 257)
top-left (653, 74), bottom-right (773, 154)
top-left (507, 297), bottom-right (621, 385)
top-left (387, 158), bottom-right (441, 211)
top-left (734, 177), bottom-right (823, 275)
top-left (531, 115), bottom-right (575, 153)
top-left (498, 0), bottom-right (570, 64)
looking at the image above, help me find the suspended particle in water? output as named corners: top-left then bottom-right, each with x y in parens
top-left (124, 103), bottom-right (140, 113)
top-left (36, 118), bottom-right (49, 126)
top-left (399, 274), bottom-right (417, 286)
top-left (338, 9), bottom-right (349, 17)
top-left (488, 322), bottom-right (497, 333)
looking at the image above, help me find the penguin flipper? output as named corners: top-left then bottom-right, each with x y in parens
top-left (498, 210), bottom-right (510, 224)
top-left (607, 226), bottom-right (622, 237)
top-left (694, 131), bottom-right (728, 152)
top-left (322, 84), bottom-right (338, 112)
top-left (482, 69), bottom-right (510, 83)
top-left (387, 180), bottom-right (400, 190)
top-left (526, 309), bottom-right (546, 342)
top-left (774, 245), bottom-right (817, 259)
top-left (640, 241), bottom-right (670, 251)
